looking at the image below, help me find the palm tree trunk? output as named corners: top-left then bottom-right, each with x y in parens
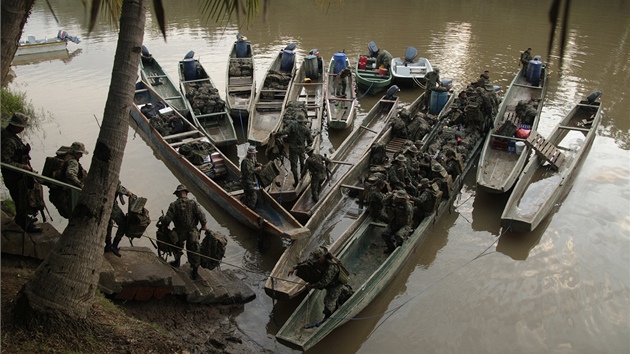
top-left (17, 0), bottom-right (147, 321)
top-left (1, 0), bottom-right (36, 86)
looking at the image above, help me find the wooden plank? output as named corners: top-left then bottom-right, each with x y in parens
top-left (558, 125), bottom-right (591, 132)
top-left (228, 85), bottom-right (253, 92)
top-left (169, 136), bottom-right (208, 148)
top-left (340, 184), bottom-right (364, 191)
top-left (163, 130), bottom-right (200, 140)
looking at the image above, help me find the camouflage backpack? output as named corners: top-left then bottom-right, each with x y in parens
top-left (199, 230), bottom-right (228, 270)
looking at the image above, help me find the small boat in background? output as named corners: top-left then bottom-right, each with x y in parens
top-left (501, 91), bottom-right (603, 232)
top-left (16, 30), bottom-right (80, 56)
top-left (226, 34), bottom-right (256, 122)
top-left (326, 51), bottom-right (357, 129)
top-left (355, 41), bottom-right (393, 95)
top-left (248, 43), bottom-right (297, 146)
top-left (390, 46), bottom-right (433, 86)
top-left (139, 45), bottom-right (189, 117)
top-left (178, 51), bottom-right (237, 146)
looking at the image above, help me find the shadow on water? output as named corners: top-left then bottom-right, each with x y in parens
top-left (496, 208), bottom-right (555, 261)
top-left (471, 187), bottom-right (511, 235)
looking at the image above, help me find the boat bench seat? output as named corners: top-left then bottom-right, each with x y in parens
top-left (168, 136), bottom-right (207, 148)
top-left (163, 130), bottom-right (200, 140)
top-left (526, 130), bottom-right (565, 170)
top-left (228, 85), bottom-right (252, 93)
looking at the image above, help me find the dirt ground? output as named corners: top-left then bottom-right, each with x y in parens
top-left (1, 254), bottom-right (270, 353)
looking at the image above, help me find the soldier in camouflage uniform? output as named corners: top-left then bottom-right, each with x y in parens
top-left (275, 116), bottom-right (313, 187)
top-left (161, 184), bottom-right (208, 280)
top-left (368, 178), bottom-right (389, 223)
top-left (240, 145), bottom-right (262, 209)
top-left (411, 178), bottom-right (438, 224)
top-left (289, 246), bottom-right (354, 325)
top-left (520, 48), bottom-right (532, 75)
top-left (388, 154), bottom-right (408, 191)
top-left (1, 113), bottom-right (42, 233)
top-left (382, 189), bottom-right (413, 253)
top-left (302, 147), bottom-right (330, 202)
top-left (49, 142), bottom-right (88, 219)
top-left (335, 67), bottom-right (352, 97)
top-left (424, 67), bottom-right (441, 109)
top-left (104, 180), bottom-right (134, 257)
top-left (375, 49), bottom-right (393, 69)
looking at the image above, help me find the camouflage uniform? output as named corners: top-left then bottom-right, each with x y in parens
top-left (1, 116), bottom-right (36, 231)
top-left (302, 151), bottom-right (330, 202)
top-left (335, 67), bottom-right (352, 97)
top-left (240, 150), bottom-right (261, 209)
top-left (375, 50), bottom-right (392, 69)
top-left (387, 155), bottom-right (408, 191)
top-left (411, 179), bottom-right (438, 224)
top-left (382, 190), bottom-right (413, 253)
top-left (307, 248), bottom-right (354, 319)
top-left (520, 48), bottom-right (532, 74)
top-left (49, 144), bottom-right (88, 219)
top-left (367, 181), bottom-right (389, 223)
top-left (105, 181), bottom-right (132, 256)
top-left (424, 69), bottom-right (441, 109)
top-left (277, 119), bottom-right (313, 185)
top-left (162, 189), bottom-right (207, 269)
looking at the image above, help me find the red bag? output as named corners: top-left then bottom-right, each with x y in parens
top-left (515, 128), bottom-right (531, 139)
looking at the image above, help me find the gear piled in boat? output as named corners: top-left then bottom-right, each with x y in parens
top-left (185, 83), bottom-right (226, 116)
top-left (228, 59), bottom-right (253, 77)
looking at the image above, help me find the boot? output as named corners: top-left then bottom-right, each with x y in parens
top-left (169, 256), bottom-right (181, 268)
top-left (191, 266), bottom-right (199, 280)
top-left (111, 235), bottom-right (123, 257)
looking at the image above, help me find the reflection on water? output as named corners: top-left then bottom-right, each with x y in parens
top-left (7, 0), bottom-right (630, 353)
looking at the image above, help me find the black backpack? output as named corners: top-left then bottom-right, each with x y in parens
top-left (199, 230), bottom-right (228, 270)
top-left (126, 196), bottom-right (151, 239)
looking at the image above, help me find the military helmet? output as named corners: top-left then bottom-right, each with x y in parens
top-left (310, 246), bottom-right (328, 261)
top-left (431, 163), bottom-right (445, 172)
top-left (395, 154), bottom-right (407, 162)
top-left (70, 142), bottom-right (89, 155)
top-left (173, 184), bottom-right (189, 194)
top-left (434, 67), bottom-right (440, 73)
top-left (8, 112), bottom-right (30, 128)
top-left (394, 189), bottom-right (407, 200)
top-left (419, 178), bottom-right (431, 186)
top-left (407, 145), bottom-right (419, 154)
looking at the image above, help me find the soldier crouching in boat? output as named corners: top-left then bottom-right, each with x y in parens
top-left (289, 246), bottom-right (354, 327)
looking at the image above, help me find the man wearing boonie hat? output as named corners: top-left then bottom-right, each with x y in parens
top-left (161, 184), bottom-right (208, 280)
top-left (411, 178), bottom-right (438, 224)
top-left (301, 146), bottom-right (331, 202)
top-left (240, 145), bottom-right (262, 209)
top-left (49, 141), bottom-right (89, 219)
top-left (387, 154), bottom-right (408, 191)
top-left (382, 189), bottom-right (412, 254)
top-left (1, 112), bottom-right (42, 233)
top-left (274, 114), bottom-right (313, 187)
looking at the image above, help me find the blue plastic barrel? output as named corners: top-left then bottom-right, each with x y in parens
top-left (182, 59), bottom-right (196, 81)
top-left (333, 52), bottom-right (347, 74)
top-left (430, 90), bottom-right (448, 115)
top-left (280, 49), bottom-right (296, 72)
top-left (526, 59), bottom-right (542, 86)
top-left (235, 41), bottom-right (248, 58)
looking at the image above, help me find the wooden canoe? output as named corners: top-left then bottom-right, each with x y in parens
top-left (178, 56), bottom-right (237, 146)
top-left (226, 38), bottom-right (256, 121)
top-left (266, 53), bottom-right (327, 203)
top-left (476, 64), bottom-right (548, 193)
top-left (248, 44), bottom-right (297, 146)
top-left (129, 81), bottom-right (309, 240)
top-left (501, 95), bottom-right (602, 232)
top-left (326, 56), bottom-right (357, 130)
top-left (266, 86), bottom-right (456, 301)
top-left (139, 45), bottom-right (189, 117)
top-left (290, 95), bottom-right (399, 222)
top-left (275, 92), bottom-right (486, 350)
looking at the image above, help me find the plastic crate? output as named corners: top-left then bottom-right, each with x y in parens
top-left (491, 138), bottom-right (508, 151)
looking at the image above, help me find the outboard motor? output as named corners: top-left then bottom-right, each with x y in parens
top-left (368, 41), bottom-right (379, 57)
top-left (386, 85), bottom-right (400, 99)
top-left (141, 45), bottom-right (153, 64)
top-left (183, 50), bottom-right (195, 59)
top-left (404, 46), bottom-right (418, 64)
top-left (586, 90), bottom-right (602, 104)
top-left (57, 30), bottom-right (80, 44)
top-left (304, 49), bottom-right (320, 80)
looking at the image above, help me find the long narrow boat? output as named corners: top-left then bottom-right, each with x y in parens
top-left (248, 44), bottom-right (297, 146)
top-left (355, 41), bottom-right (393, 95)
top-left (290, 95), bottom-right (399, 222)
top-left (266, 86), bottom-right (456, 301)
top-left (178, 53), bottom-right (237, 146)
top-left (275, 89), bottom-right (486, 350)
top-left (390, 46), bottom-right (433, 87)
top-left (501, 92), bottom-right (602, 232)
top-left (225, 35), bottom-right (256, 122)
top-left (476, 60), bottom-right (548, 193)
top-left (130, 81), bottom-right (309, 240)
top-left (326, 53), bottom-right (357, 130)
top-left (139, 45), bottom-right (189, 117)
top-left (266, 51), bottom-right (327, 203)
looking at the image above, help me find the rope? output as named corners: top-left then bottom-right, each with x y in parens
top-left (356, 81), bottom-right (374, 100)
